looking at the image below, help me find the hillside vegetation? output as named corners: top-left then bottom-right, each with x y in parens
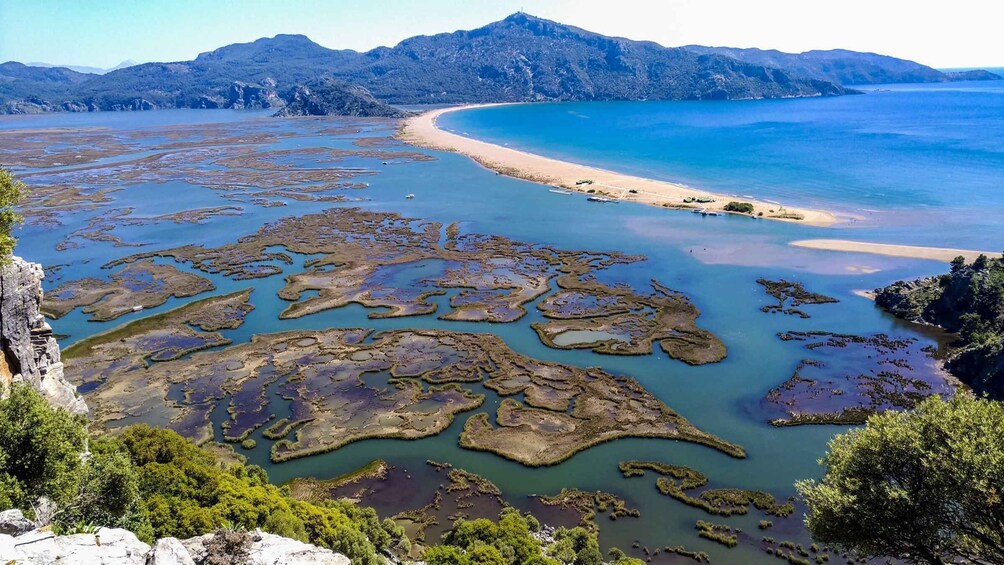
top-left (0, 384), bottom-right (634, 565)
top-left (876, 254), bottom-right (1004, 396)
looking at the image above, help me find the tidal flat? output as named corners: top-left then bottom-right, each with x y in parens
top-left (6, 109), bottom-right (965, 562)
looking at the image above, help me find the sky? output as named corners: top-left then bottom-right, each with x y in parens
top-left (1, 0), bottom-right (1000, 70)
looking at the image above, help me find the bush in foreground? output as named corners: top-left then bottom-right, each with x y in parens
top-left (797, 395), bottom-right (1004, 565)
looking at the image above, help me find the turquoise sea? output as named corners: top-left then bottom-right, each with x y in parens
top-left (441, 79), bottom-right (1004, 250)
top-left (4, 79), bottom-right (1002, 563)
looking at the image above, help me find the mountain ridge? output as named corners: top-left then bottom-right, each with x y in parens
top-left (2, 12), bottom-right (996, 114)
top-left (681, 45), bottom-right (1002, 85)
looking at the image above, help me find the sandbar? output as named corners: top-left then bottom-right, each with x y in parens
top-left (399, 105), bottom-right (841, 227)
top-left (790, 239), bottom-right (997, 262)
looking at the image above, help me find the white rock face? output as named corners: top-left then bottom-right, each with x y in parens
top-left (248, 531), bottom-right (351, 565)
top-left (0, 256), bottom-right (87, 415)
top-left (146, 537), bottom-right (195, 565)
top-left (0, 508), bottom-right (34, 536)
top-left (2, 527), bottom-right (151, 564)
top-left (0, 527), bottom-right (351, 565)
top-left (182, 530), bottom-right (350, 565)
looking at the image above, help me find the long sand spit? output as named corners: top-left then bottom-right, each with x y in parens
top-left (791, 239), bottom-right (998, 263)
top-left (400, 105), bottom-right (996, 262)
top-left (399, 105), bottom-right (841, 227)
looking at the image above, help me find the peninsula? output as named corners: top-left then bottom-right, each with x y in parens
top-left (400, 105), bottom-right (841, 227)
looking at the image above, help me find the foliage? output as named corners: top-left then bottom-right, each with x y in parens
top-left (607, 548), bottom-right (645, 564)
top-left (797, 395), bottom-right (1004, 565)
top-left (116, 424), bottom-right (405, 565)
top-left (0, 384), bottom-right (87, 510)
top-left (876, 254), bottom-right (1004, 397)
top-left (424, 507), bottom-right (605, 565)
top-left (695, 520), bottom-right (737, 548)
top-left (723, 201), bottom-right (755, 214)
top-left (58, 440), bottom-right (154, 541)
top-left (0, 167), bottom-right (26, 264)
top-left (0, 385), bottom-right (151, 537)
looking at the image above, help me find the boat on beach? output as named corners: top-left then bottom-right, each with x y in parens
top-left (587, 196), bottom-right (618, 203)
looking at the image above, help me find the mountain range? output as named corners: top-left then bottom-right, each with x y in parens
top-left (26, 59), bottom-right (138, 76)
top-left (1, 13), bottom-right (999, 115)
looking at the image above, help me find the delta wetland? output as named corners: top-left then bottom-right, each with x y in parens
top-left (6, 109), bottom-right (966, 562)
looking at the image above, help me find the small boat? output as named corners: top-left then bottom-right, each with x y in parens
top-left (587, 196), bottom-right (617, 203)
top-left (132, 305), bottom-right (144, 312)
top-left (694, 208), bottom-right (721, 217)
top-left (405, 194), bottom-right (415, 199)
top-left (549, 189), bottom-right (572, 195)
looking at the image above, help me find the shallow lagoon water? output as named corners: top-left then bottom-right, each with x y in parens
top-left (2, 97), bottom-right (984, 562)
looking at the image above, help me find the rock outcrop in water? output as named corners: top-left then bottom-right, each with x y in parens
top-left (875, 255), bottom-right (1004, 397)
top-left (0, 256), bottom-right (87, 415)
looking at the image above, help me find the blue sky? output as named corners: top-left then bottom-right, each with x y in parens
top-left (1, 0), bottom-right (999, 69)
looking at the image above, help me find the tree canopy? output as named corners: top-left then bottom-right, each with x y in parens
top-left (0, 167), bottom-right (26, 264)
top-left (797, 394), bottom-right (1004, 565)
top-left (423, 507), bottom-right (642, 565)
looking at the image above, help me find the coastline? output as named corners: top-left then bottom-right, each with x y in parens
top-left (790, 239), bottom-right (998, 263)
top-left (398, 104), bottom-right (842, 227)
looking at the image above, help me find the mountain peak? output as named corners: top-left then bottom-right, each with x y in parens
top-left (195, 34), bottom-right (329, 62)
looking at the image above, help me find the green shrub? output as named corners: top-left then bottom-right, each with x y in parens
top-left (0, 167), bottom-right (26, 264)
top-left (117, 425), bottom-right (405, 565)
top-left (0, 384), bottom-right (87, 510)
top-left (724, 201), bottom-right (755, 214)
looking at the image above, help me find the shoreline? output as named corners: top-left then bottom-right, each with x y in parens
top-left (790, 239), bottom-right (997, 263)
top-left (398, 104), bottom-right (842, 227)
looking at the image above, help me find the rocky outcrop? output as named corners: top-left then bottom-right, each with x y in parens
top-left (227, 80), bottom-right (282, 110)
top-left (945, 69), bottom-right (1003, 81)
top-left (0, 256), bottom-right (87, 415)
top-left (875, 256), bottom-right (1004, 397)
top-left (0, 528), bottom-right (350, 564)
top-left (0, 509), bottom-right (34, 536)
top-left (1, 528), bottom-right (151, 564)
top-left (273, 79), bottom-right (408, 118)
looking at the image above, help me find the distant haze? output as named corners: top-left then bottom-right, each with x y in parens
top-left (0, 0), bottom-right (1000, 69)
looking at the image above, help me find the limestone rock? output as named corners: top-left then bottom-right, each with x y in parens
top-left (146, 537), bottom-right (195, 565)
top-left (0, 527), bottom-right (352, 564)
top-left (248, 530), bottom-right (350, 565)
top-left (0, 256), bottom-right (87, 415)
top-left (183, 530), bottom-right (350, 565)
top-left (6, 527), bottom-right (151, 564)
top-left (0, 508), bottom-right (33, 535)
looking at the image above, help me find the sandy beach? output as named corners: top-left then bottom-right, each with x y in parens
top-left (791, 239), bottom-right (997, 263)
top-left (399, 105), bottom-right (842, 227)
